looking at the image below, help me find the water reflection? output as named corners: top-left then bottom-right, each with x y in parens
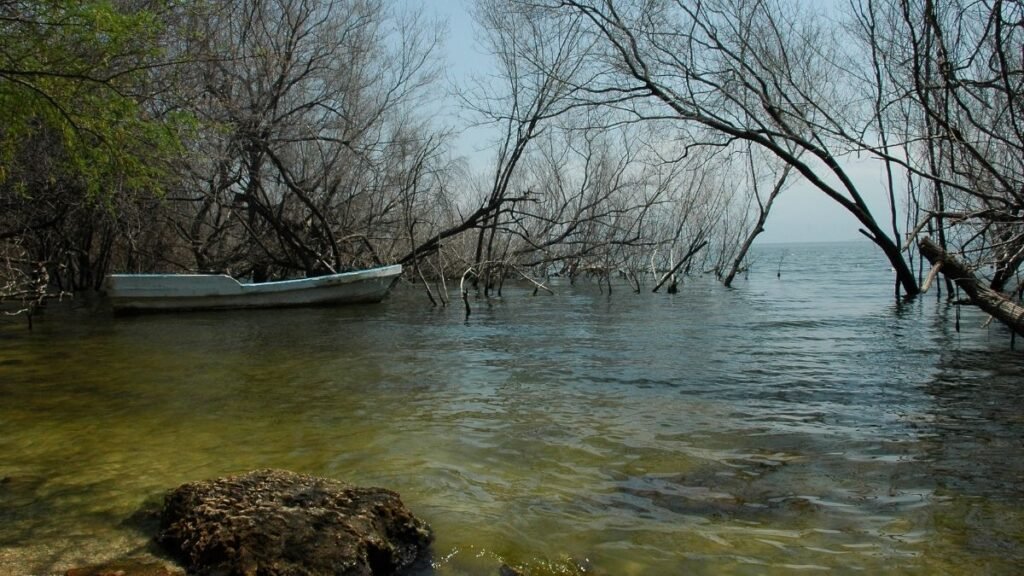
top-left (0, 242), bottom-right (1022, 575)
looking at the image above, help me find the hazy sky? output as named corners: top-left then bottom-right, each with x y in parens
top-left (417, 0), bottom-right (888, 244)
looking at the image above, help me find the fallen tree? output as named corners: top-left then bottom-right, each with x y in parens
top-left (918, 237), bottom-right (1024, 338)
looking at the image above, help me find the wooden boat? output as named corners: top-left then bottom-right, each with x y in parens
top-left (106, 265), bottom-right (402, 312)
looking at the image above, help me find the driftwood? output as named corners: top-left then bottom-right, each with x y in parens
top-left (920, 262), bottom-right (944, 293)
top-left (459, 266), bottom-right (476, 318)
top-left (458, 262), bottom-right (553, 319)
top-left (918, 236), bottom-right (1024, 337)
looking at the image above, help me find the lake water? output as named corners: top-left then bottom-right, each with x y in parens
top-left (1, 241), bottom-right (1022, 575)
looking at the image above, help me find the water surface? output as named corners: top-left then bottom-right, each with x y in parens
top-left (1, 242), bottom-right (1022, 575)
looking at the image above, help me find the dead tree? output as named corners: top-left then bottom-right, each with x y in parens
top-left (919, 236), bottom-right (1024, 337)
top-left (171, 0), bottom-right (446, 279)
top-left (722, 147), bottom-right (795, 287)
top-left (532, 0), bottom-right (920, 296)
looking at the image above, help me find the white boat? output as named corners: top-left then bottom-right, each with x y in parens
top-left (106, 265), bottom-right (402, 312)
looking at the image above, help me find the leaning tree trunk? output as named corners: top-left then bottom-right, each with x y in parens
top-left (723, 165), bottom-right (791, 288)
top-left (653, 238), bottom-right (708, 293)
top-left (918, 236), bottom-right (1024, 337)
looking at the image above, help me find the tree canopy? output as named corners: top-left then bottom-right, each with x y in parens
top-left (1, 0), bottom-right (181, 198)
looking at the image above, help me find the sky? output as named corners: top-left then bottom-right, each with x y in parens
top-left (414, 0), bottom-right (887, 244)
top-left (760, 157), bottom-right (904, 244)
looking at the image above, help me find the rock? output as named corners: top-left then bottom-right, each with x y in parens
top-left (65, 559), bottom-right (183, 576)
top-left (156, 469), bottom-right (432, 576)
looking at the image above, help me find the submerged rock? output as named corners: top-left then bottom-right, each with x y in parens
top-left (157, 469), bottom-right (432, 576)
top-left (65, 559), bottom-right (183, 576)
top-left (498, 565), bottom-right (523, 576)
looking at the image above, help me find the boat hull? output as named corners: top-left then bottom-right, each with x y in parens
top-left (106, 265), bottom-right (402, 312)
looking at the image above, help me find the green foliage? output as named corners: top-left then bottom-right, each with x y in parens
top-left (0, 0), bottom-right (183, 201)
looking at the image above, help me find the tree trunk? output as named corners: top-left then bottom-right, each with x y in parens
top-left (653, 239), bottom-right (708, 293)
top-left (918, 236), bottom-right (1024, 337)
top-left (724, 156), bottom-right (791, 288)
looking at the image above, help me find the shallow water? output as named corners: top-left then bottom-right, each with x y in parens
top-left (1, 242), bottom-right (1023, 575)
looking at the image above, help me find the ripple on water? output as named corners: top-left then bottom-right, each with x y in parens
top-left (2, 243), bottom-right (1024, 575)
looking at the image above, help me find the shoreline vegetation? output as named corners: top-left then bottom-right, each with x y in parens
top-left (1, 0), bottom-right (1023, 341)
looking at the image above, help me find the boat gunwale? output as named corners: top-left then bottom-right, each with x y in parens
top-left (105, 265), bottom-right (403, 311)
top-left (108, 264), bottom-right (401, 288)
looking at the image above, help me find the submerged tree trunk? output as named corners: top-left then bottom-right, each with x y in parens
top-left (653, 239), bottom-right (708, 293)
top-left (918, 237), bottom-right (1024, 337)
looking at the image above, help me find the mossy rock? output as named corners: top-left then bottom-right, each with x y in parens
top-left (157, 469), bottom-right (432, 576)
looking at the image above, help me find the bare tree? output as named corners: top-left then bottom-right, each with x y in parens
top-left (722, 145), bottom-right (796, 287)
top-left (168, 0), bottom-right (446, 280)
top-left (854, 0), bottom-right (1024, 332)
top-left (439, 0), bottom-right (592, 293)
top-left (522, 0), bottom-right (920, 296)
